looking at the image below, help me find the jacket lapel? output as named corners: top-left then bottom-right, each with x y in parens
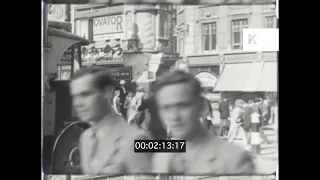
top-left (94, 122), bottom-right (122, 174)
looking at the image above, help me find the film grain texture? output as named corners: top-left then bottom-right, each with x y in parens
top-left (41, 0), bottom-right (278, 179)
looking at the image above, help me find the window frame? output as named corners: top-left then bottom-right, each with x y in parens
top-left (201, 22), bottom-right (217, 52)
top-left (231, 18), bottom-right (248, 50)
top-left (265, 15), bottom-right (277, 28)
top-left (157, 10), bottom-right (170, 39)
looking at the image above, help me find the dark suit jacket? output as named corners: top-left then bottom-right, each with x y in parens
top-left (79, 116), bottom-right (151, 174)
top-left (242, 106), bottom-right (253, 132)
top-left (219, 100), bottom-right (230, 119)
top-left (138, 97), bottom-right (167, 140)
top-left (151, 131), bottom-right (255, 174)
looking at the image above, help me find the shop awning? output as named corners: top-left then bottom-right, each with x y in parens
top-left (255, 62), bottom-right (278, 92)
top-left (214, 62), bottom-right (277, 92)
top-left (47, 27), bottom-right (89, 45)
top-left (46, 27), bottom-right (90, 75)
top-left (214, 63), bottom-right (254, 92)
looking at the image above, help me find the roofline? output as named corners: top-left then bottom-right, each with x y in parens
top-left (47, 27), bottom-right (90, 46)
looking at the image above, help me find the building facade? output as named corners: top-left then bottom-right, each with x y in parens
top-left (175, 4), bottom-right (278, 106)
top-left (71, 4), bottom-right (179, 92)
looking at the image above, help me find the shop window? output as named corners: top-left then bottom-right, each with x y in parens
top-left (75, 19), bottom-right (93, 43)
top-left (159, 11), bottom-right (170, 39)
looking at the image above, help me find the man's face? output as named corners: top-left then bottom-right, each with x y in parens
top-left (155, 82), bottom-right (203, 140)
top-left (70, 74), bottom-right (112, 123)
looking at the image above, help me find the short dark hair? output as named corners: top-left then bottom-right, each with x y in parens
top-left (155, 70), bottom-right (203, 97)
top-left (71, 66), bottom-right (117, 90)
top-left (222, 94), bottom-right (228, 99)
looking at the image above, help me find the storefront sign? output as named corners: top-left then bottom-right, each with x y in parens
top-left (263, 52), bottom-right (277, 61)
top-left (81, 41), bottom-right (123, 66)
top-left (93, 15), bottom-right (124, 35)
top-left (93, 33), bottom-right (123, 42)
top-left (195, 72), bottom-right (218, 88)
top-left (58, 47), bottom-right (73, 80)
top-left (48, 5), bottom-right (66, 22)
top-left (224, 54), bottom-right (258, 63)
top-left (60, 48), bottom-right (72, 62)
top-left (106, 67), bottom-right (132, 81)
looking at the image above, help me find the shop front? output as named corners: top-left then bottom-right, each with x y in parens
top-left (194, 71), bottom-right (220, 111)
top-left (74, 4), bottom-right (179, 93)
top-left (176, 54), bottom-right (221, 109)
top-left (214, 52), bottom-right (278, 103)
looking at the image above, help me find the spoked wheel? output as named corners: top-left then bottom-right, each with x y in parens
top-left (51, 121), bottom-right (91, 174)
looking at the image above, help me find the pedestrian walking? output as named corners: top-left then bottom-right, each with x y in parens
top-left (124, 92), bottom-right (133, 120)
top-left (262, 99), bottom-right (271, 126)
top-left (253, 97), bottom-right (271, 144)
top-left (241, 99), bottom-right (254, 150)
top-left (200, 93), bottom-right (217, 135)
top-left (112, 90), bottom-right (122, 116)
top-left (227, 99), bottom-right (245, 143)
top-left (127, 87), bottom-right (145, 127)
top-left (137, 93), bottom-right (167, 140)
top-left (115, 80), bottom-right (128, 121)
top-left (218, 95), bottom-right (230, 137)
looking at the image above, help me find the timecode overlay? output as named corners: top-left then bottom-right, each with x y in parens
top-left (134, 140), bottom-right (186, 153)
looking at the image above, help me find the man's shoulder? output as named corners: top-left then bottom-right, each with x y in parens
top-left (219, 142), bottom-right (255, 174)
top-left (121, 123), bottom-right (149, 141)
top-left (79, 128), bottom-right (93, 144)
top-left (203, 136), bottom-right (255, 174)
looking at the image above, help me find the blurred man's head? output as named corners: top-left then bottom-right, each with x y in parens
top-left (154, 71), bottom-right (204, 140)
top-left (70, 66), bottom-right (116, 123)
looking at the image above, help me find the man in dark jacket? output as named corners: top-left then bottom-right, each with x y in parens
top-left (241, 99), bottom-right (254, 143)
top-left (115, 80), bottom-right (128, 120)
top-left (252, 97), bottom-right (271, 144)
top-left (218, 95), bottom-right (230, 136)
top-left (201, 96), bottom-right (217, 135)
top-left (138, 97), bottom-right (167, 140)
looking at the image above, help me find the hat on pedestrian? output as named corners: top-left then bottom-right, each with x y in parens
top-left (254, 97), bottom-right (262, 103)
top-left (234, 99), bottom-right (246, 108)
top-left (120, 80), bottom-right (125, 85)
top-left (236, 117), bottom-right (243, 123)
top-left (137, 86), bottom-right (145, 92)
